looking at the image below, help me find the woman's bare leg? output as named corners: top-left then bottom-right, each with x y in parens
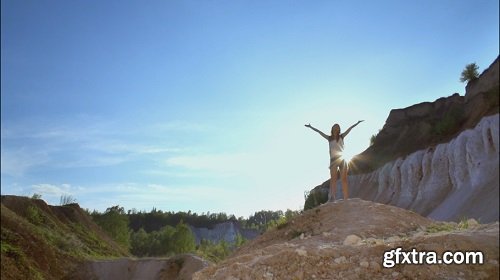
top-left (330, 166), bottom-right (337, 201)
top-left (341, 164), bottom-right (349, 199)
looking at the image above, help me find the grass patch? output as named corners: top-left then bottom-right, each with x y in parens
top-left (426, 222), bottom-right (455, 233)
top-left (26, 206), bottom-right (43, 225)
top-left (426, 218), bottom-right (478, 233)
top-left (69, 223), bottom-right (120, 258)
top-left (458, 219), bottom-right (469, 230)
top-left (1, 241), bottom-right (21, 257)
top-left (1, 239), bottom-right (44, 280)
top-left (485, 85), bottom-right (500, 110)
top-left (432, 107), bottom-right (465, 136)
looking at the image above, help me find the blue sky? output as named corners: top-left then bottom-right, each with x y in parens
top-left (1, 0), bottom-right (499, 217)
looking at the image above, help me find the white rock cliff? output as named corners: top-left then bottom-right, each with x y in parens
top-left (347, 114), bottom-right (499, 223)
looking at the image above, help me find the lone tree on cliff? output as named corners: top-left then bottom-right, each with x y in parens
top-left (460, 62), bottom-right (479, 83)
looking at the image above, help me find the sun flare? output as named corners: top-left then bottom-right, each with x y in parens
top-left (340, 148), bottom-right (356, 163)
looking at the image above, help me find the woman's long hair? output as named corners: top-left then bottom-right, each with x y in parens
top-left (330, 124), bottom-right (341, 141)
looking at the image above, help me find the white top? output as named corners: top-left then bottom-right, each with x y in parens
top-left (329, 137), bottom-right (344, 159)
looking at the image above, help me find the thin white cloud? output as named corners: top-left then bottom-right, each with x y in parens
top-left (1, 114), bottom-right (344, 215)
top-left (0, 148), bottom-right (50, 177)
top-left (1, 116), bottom-right (114, 141)
top-left (82, 141), bottom-right (184, 155)
top-left (150, 120), bottom-right (213, 132)
top-left (117, 183), bottom-right (227, 200)
top-left (31, 183), bottom-right (73, 196)
top-left (60, 155), bottom-right (130, 169)
top-left (141, 169), bottom-right (224, 178)
top-left (28, 182), bottom-right (228, 199)
top-left (24, 182), bottom-right (235, 213)
top-left (26, 183), bottom-right (86, 205)
top-left (2, 179), bottom-right (302, 217)
top-left (0, 118), bottom-right (201, 175)
top-left (164, 153), bottom-right (256, 176)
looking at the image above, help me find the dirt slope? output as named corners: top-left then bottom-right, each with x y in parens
top-left (194, 199), bottom-right (499, 279)
top-left (1, 195), bottom-right (128, 280)
top-left (69, 254), bottom-right (209, 280)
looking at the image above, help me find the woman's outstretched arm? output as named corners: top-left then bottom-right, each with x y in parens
top-left (341, 120), bottom-right (364, 138)
top-left (305, 123), bottom-right (329, 140)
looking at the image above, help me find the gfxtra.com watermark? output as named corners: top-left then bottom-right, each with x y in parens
top-left (383, 247), bottom-right (484, 268)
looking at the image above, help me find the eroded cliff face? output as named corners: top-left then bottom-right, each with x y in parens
top-left (348, 114), bottom-right (499, 223)
top-left (466, 56), bottom-right (500, 102)
top-left (190, 221), bottom-right (260, 245)
top-left (353, 56), bottom-right (499, 173)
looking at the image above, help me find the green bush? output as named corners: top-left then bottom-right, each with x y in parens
top-left (234, 233), bottom-right (247, 247)
top-left (369, 129), bottom-right (381, 146)
top-left (432, 107), bottom-right (465, 136)
top-left (485, 85), bottom-right (500, 109)
top-left (26, 206), bottom-right (43, 225)
top-left (196, 239), bottom-right (231, 263)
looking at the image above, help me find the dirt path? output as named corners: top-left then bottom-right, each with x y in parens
top-left (69, 254), bottom-right (209, 280)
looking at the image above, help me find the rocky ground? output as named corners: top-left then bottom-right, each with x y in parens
top-left (194, 199), bottom-right (499, 280)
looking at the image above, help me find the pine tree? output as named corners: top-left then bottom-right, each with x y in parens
top-left (460, 63), bottom-right (479, 83)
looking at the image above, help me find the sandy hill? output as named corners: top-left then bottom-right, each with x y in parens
top-left (194, 199), bottom-right (499, 279)
top-left (0, 195), bottom-right (129, 280)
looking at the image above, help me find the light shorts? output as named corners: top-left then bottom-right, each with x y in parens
top-left (329, 155), bottom-right (347, 171)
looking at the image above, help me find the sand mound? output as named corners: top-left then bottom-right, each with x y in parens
top-left (194, 199), bottom-right (499, 279)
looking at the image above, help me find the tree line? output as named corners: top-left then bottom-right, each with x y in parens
top-left (89, 205), bottom-right (300, 262)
